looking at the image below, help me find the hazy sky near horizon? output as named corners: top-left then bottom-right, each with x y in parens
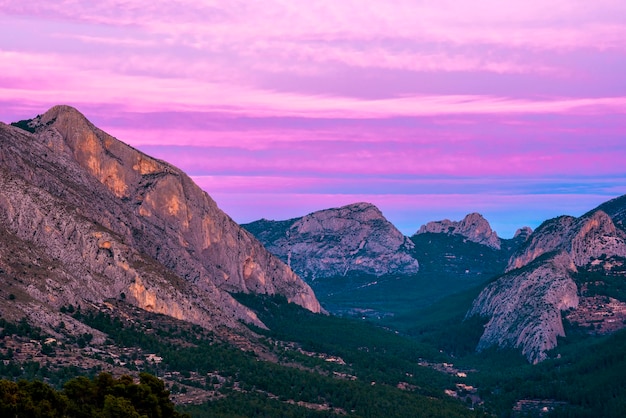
top-left (1, 1), bottom-right (626, 237)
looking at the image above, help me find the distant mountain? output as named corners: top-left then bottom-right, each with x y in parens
top-left (0, 105), bottom-right (320, 338)
top-left (415, 213), bottom-right (502, 249)
top-left (594, 193), bottom-right (626, 229)
top-left (0, 106), bottom-right (489, 418)
top-left (243, 202), bottom-right (419, 281)
top-left (410, 214), bottom-right (533, 283)
top-left (245, 209), bottom-right (529, 320)
top-left (468, 205), bottom-right (626, 363)
top-left (411, 213), bottom-right (531, 272)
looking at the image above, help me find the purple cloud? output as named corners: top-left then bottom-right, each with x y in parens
top-left (1, 1), bottom-right (625, 236)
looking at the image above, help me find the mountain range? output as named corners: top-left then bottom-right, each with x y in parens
top-left (244, 195), bottom-right (626, 364)
top-left (2, 105), bottom-right (626, 416)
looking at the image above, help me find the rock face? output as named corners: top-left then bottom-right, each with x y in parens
top-left (243, 203), bottom-right (419, 280)
top-left (468, 252), bottom-right (579, 363)
top-left (508, 210), bottom-right (626, 271)
top-left (415, 213), bottom-right (501, 249)
top-left (513, 226), bottom-right (533, 241)
top-left (594, 194), bottom-right (626, 231)
top-left (469, 207), bottom-right (626, 363)
top-left (0, 105), bottom-right (320, 334)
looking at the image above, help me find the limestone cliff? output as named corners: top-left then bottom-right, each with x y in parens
top-left (0, 105), bottom-right (320, 334)
top-left (243, 203), bottom-right (419, 280)
top-left (468, 252), bottom-right (579, 364)
top-left (594, 194), bottom-right (626, 231)
top-left (415, 213), bottom-right (501, 249)
top-left (508, 210), bottom-right (626, 271)
top-left (469, 206), bottom-right (626, 363)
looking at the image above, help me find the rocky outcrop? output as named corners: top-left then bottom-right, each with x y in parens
top-left (415, 213), bottom-right (501, 249)
top-left (513, 226), bottom-right (533, 241)
top-left (508, 210), bottom-right (626, 271)
top-left (243, 203), bottom-right (419, 280)
top-left (470, 206), bottom-right (626, 363)
top-left (0, 105), bottom-right (320, 334)
top-left (468, 252), bottom-right (579, 364)
top-left (594, 194), bottom-right (626, 231)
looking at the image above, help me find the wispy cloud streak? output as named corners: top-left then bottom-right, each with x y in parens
top-left (1, 1), bottom-right (625, 234)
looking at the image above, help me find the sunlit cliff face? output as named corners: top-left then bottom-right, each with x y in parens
top-left (36, 105), bottom-right (321, 315)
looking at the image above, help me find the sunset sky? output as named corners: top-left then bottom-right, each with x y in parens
top-left (1, 1), bottom-right (625, 237)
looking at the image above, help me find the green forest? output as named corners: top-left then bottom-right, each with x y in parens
top-left (0, 372), bottom-right (187, 417)
top-left (1, 289), bottom-right (626, 417)
top-left (0, 298), bottom-right (485, 417)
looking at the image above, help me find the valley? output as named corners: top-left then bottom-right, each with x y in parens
top-left (1, 106), bottom-right (626, 417)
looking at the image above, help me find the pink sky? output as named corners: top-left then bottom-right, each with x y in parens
top-left (1, 1), bottom-right (626, 237)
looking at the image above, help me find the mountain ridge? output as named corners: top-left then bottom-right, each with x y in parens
top-left (240, 178), bottom-right (626, 364)
top-left (469, 205), bottom-right (626, 363)
top-left (415, 213), bottom-right (502, 249)
top-left (243, 202), bottom-right (420, 280)
top-left (0, 105), bottom-right (320, 337)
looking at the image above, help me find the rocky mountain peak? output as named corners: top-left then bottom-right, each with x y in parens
top-left (243, 203), bottom-right (419, 280)
top-left (1, 105), bottom-right (320, 336)
top-left (508, 210), bottom-right (626, 271)
top-left (40, 104), bottom-right (88, 124)
top-left (592, 194), bottom-right (626, 231)
top-left (513, 226), bottom-right (533, 240)
top-left (293, 202), bottom-right (384, 234)
top-left (471, 203), bottom-right (626, 363)
top-left (415, 212), bottom-right (501, 249)
top-left (570, 210), bottom-right (626, 266)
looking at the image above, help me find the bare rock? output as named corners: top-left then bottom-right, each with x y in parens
top-left (513, 226), bottom-right (533, 240)
top-left (243, 203), bottom-right (419, 280)
top-left (415, 213), bottom-right (501, 249)
top-left (0, 105), bottom-right (320, 336)
top-left (508, 210), bottom-right (626, 271)
top-left (468, 252), bottom-right (579, 364)
top-left (594, 194), bottom-right (626, 231)
top-left (470, 206), bottom-right (626, 363)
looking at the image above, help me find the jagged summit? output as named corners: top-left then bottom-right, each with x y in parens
top-left (0, 105), bottom-right (320, 336)
top-left (469, 205), bottom-right (626, 363)
top-left (507, 210), bottom-right (626, 271)
top-left (513, 226), bottom-right (533, 240)
top-left (594, 194), bottom-right (626, 231)
top-left (243, 202), bottom-right (419, 280)
top-left (415, 212), bottom-right (501, 249)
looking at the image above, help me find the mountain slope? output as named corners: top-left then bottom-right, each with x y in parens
top-left (415, 213), bottom-right (501, 249)
top-left (468, 205), bottom-right (626, 363)
top-left (594, 194), bottom-right (626, 230)
top-left (468, 251), bottom-right (579, 363)
top-left (243, 202), bottom-right (419, 280)
top-left (507, 210), bottom-right (626, 271)
top-left (246, 209), bottom-right (528, 320)
top-left (0, 105), bottom-right (320, 335)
